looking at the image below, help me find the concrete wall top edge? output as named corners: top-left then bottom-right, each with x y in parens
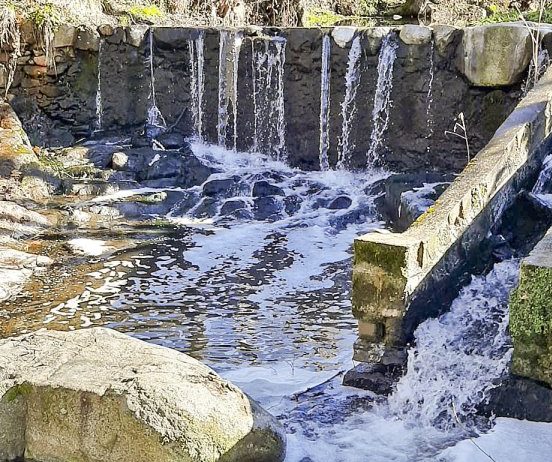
top-left (356, 65), bottom-right (552, 255)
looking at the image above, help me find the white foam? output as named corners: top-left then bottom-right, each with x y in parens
top-left (68, 238), bottom-right (114, 256)
top-left (439, 418), bottom-right (552, 462)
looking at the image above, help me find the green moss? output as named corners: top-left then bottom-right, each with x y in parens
top-left (4, 383), bottom-right (32, 403)
top-left (129, 4), bottom-right (164, 22)
top-left (304, 9), bottom-right (346, 27)
top-left (151, 218), bottom-right (174, 228)
top-left (28, 2), bottom-right (62, 29)
top-left (510, 265), bottom-right (552, 338)
top-left (354, 239), bottom-right (407, 277)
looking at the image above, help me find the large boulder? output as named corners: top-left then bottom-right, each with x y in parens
top-left (457, 24), bottom-right (532, 87)
top-left (0, 328), bottom-right (285, 462)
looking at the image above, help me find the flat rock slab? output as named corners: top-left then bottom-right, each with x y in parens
top-left (0, 328), bottom-right (285, 462)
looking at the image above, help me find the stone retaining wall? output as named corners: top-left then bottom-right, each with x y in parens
top-left (352, 64), bottom-right (552, 371)
top-left (0, 23), bottom-right (536, 171)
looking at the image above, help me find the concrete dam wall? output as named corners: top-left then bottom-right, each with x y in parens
top-left (1, 23), bottom-right (535, 173)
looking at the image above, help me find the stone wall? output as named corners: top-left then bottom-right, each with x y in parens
top-left (0, 23), bottom-right (535, 172)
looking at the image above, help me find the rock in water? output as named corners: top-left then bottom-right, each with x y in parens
top-left (0, 328), bottom-right (286, 462)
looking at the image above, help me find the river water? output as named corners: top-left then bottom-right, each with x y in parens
top-left (5, 142), bottom-right (552, 461)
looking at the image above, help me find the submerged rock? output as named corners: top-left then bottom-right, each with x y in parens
top-left (0, 328), bottom-right (286, 462)
top-left (252, 180), bottom-right (285, 198)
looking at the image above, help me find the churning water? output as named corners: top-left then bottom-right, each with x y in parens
top-left (9, 138), bottom-right (551, 460)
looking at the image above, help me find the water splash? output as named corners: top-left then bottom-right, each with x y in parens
top-left (146, 29), bottom-right (166, 139)
top-left (282, 259), bottom-right (520, 461)
top-left (251, 36), bottom-right (287, 161)
top-left (94, 39), bottom-right (104, 133)
top-left (533, 153), bottom-right (552, 194)
top-left (189, 31), bottom-right (205, 140)
top-left (218, 30), bottom-right (243, 150)
top-left (388, 260), bottom-right (518, 431)
top-left (337, 36), bottom-right (362, 169)
top-left (366, 33), bottom-right (398, 168)
top-left (319, 35), bottom-right (331, 171)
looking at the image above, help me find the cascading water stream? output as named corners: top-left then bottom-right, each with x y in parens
top-left (531, 153), bottom-right (552, 207)
top-left (282, 259), bottom-right (521, 461)
top-left (337, 36), bottom-right (362, 169)
top-left (94, 38), bottom-right (103, 132)
top-left (366, 33), bottom-right (398, 168)
top-left (218, 30), bottom-right (243, 151)
top-left (425, 40), bottom-right (435, 153)
top-left (146, 29), bottom-right (166, 139)
top-left (189, 32), bottom-right (205, 140)
top-left (319, 35), bottom-right (331, 171)
top-left (251, 36), bottom-right (287, 161)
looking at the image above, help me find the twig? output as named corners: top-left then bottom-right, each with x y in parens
top-left (451, 401), bottom-right (498, 462)
top-left (165, 107), bottom-right (187, 133)
top-left (290, 370), bottom-right (345, 401)
top-left (445, 112), bottom-right (471, 162)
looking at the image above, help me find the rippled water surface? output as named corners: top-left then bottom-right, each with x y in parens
top-left (6, 143), bottom-right (552, 461)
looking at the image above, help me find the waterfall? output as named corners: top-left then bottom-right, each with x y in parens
top-left (319, 35), bottom-right (331, 171)
top-left (218, 30), bottom-right (243, 151)
top-left (533, 154), bottom-right (552, 194)
top-left (388, 259), bottom-right (518, 431)
top-left (251, 36), bottom-right (287, 161)
top-left (337, 36), bottom-right (362, 169)
top-left (366, 33), bottom-right (398, 168)
top-left (425, 40), bottom-right (435, 152)
top-left (189, 31), bottom-right (205, 140)
top-left (94, 39), bottom-right (103, 133)
top-left (146, 29), bottom-right (166, 139)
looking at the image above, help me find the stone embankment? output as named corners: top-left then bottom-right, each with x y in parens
top-left (0, 327), bottom-right (285, 462)
top-left (350, 63), bottom-right (552, 388)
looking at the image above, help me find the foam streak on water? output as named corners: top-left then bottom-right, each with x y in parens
top-left (319, 34), bottom-right (331, 171)
top-left (366, 33), bottom-right (398, 167)
top-left (337, 36), bottom-right (362, 169)
top-left (189, 32), bottom-right (205, 140)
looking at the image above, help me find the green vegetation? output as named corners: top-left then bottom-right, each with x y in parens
top-left (4, 383), bottom-right (32, 403)
top-left (28, 2), bottom-right (63, 28)
top-left (482, 4), bottom-right (552, 24)
top-left (510, 266), bottom-right (552, 338)
top-left (304, 9), bottom-right (346, 27)
top-left (128, 4), bottom-right (164, 22)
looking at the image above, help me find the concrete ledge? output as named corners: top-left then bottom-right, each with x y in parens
top-left (510, 227), bottom-right (552, 387)
top-left (353, 65), bottom-right (552, 364)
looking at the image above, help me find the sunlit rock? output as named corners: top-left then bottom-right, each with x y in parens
top-left (457, 24), bottom-right (532, 87)
top-left (0, 328), bottom-right (286, 462)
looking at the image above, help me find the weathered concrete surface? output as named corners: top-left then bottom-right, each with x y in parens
top-left (457, 24), bottom-right (532, 87)
top-left (352, 65), bottom-right (552, 373)
top-left (510, 227), bottom-right (552, 387)
top-left (0, 328), bottom-right (285, 462)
